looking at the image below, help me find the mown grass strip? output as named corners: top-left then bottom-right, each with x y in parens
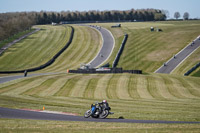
top-left (83, 77), bottom-right (99, 99)
top-left (70, 75), bottom-right (93, 98)
top-left (136, 75), bottom-right (154, 99)
top-left (174, 77), bottom-right (200, 98)
top-left (2, 77), bottom-right (48, 96)
top-left (23, 78), bottom-right (57, 96)
top-left (146, 76), bottom-right (164, 99)
top-left (128, 75), bottom-right (140, 99)
top-left (116, 74), bottom-right (132, 100)
top-left (172, 77), bottom-right (197, 99)
top-left (106, 75), bottom-right (119, 99)
top-left (94, 74), bottom-right (112, 99)
top-left (154, 75), bottom-right (177, 99)
top-left (161, 75), bottom-right (186, 99)
top-left (39, 75), bottom-right (77, 97)
top-left (0, 77), bottom-right (38, 94)
top-left (54, 76), bottom-right (80, 97)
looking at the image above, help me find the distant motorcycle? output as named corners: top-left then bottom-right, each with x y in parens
top-left (84, 102), bottom-right (114, 119)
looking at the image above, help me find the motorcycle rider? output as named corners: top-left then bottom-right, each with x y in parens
top-left (100, 100), bottom-right (110, 110)
top-left (91, 100), bottom-right (110, 115)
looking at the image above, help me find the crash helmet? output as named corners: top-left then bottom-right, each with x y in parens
top-left (102, 100), bottom-right (107, 103)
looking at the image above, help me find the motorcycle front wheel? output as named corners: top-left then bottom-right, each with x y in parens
top-left (84, 110), bottom-right (92, 118)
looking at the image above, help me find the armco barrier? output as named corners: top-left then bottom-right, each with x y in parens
top-left (0, 26), bottom-right (74, 74)
top-left (69, 68), bottom-right (142, 74)
top-left (184, 62), bottom-right (200, 76)
top-left (112, 34), bottom-right (128, 68)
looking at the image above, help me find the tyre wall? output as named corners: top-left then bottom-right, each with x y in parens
top-left (112, 34), bottom-right (128, 68)
top-left (69, 68), bottom-right (142, 74)
top-left (184, 62), bottom-right (200, 76)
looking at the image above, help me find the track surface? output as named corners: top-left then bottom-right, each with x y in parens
top-left (86, 25), bottom-right (114, 68)
top-left (155, 36), bottom-right (200, 74)
top-left (0, 107), bottom-right (199, 124)
top-left (0, 73), bottom-right (61, 84)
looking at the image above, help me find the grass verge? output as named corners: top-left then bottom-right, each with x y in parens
top-left (0, 119), bottom-right (200, 133)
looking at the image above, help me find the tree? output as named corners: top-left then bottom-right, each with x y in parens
top-left (154, 13), bottom-right (166, 21)
top-left (161, 10), bottom-right (170, 19)
top-left (174, 12), bottom-right (181, 19)
top-left (183, 12), bottom-right (189, 20)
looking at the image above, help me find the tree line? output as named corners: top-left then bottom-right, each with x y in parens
top-left (174, 12), bottom-right (190, 20)
top-left (0, 12), bottom-right (36, 41)
top-left (0, 9), bottom-right (167, 41)
top-left (36, 9), bottom-right (166, 24)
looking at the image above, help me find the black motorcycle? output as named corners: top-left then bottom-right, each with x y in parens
top-left (84, 103), bottom-right (114, 119)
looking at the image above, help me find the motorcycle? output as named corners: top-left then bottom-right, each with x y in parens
top-left (84, 102), bottom-right (114, 119)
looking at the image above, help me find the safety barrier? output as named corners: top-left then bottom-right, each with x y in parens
top-left (0, 26), bottom-right (74, 74)
top-left (69, 68), bottom-right (142, 74)
top-left (184, 62), bottom-right (200, 76)
top-left (112, 34), bottom-right (128, 68)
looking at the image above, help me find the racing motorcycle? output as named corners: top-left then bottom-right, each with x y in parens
top-left (84, 102), bottom-right (114, 119)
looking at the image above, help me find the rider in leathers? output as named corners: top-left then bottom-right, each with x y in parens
top-left (92, 100), bottom-right (110, 115)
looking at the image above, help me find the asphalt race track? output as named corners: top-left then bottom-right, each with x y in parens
top-left (0, 73), bottom-right (60, 84)
top-left (86, 25), bottom-right (114, 68)
top-left (155, 36), bottom-right (200, 74)
top-left (0, 107), bottom-right (200, 124)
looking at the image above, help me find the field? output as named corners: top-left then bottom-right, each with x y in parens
top-left (0, 73), bottom-right (200, 121)
top-left (1, 119), bottom-right (200, 133)
top-left (0, 25), bottom-right (72, 71)
top-left (0, 21), bottom-right (200, 132)
top-left (40, 25), bottom-right (101, 72)
top-left (96, 21), bottom-right (200, 73)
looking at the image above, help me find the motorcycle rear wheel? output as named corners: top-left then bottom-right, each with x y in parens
top-left (99, 110), bottom-right (109, 119)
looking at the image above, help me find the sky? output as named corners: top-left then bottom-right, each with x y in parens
top-left (1, 0), bottom-right (200, 19)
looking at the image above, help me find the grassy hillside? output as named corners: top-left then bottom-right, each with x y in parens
top-left (0, 73), bottom-right (200, 122)
top-left (1, 21), bottom-right (199, 74)
top-left (0, 21), bottom-right (200, 132)
top-left (0, 25), bottom-right (101, 73)
top-left (0, 25), bottom-right (71, 71)
top-left (96, 21), bottom-right (200, 73)
top-left (40, 25), bottom-right (101, 72)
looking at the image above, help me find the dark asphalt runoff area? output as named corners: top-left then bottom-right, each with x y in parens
top-left (0, 107), bottom-right (200, 124)
top-left (155, 36), bottom-right (200, 74)
top-left (86, 25), bottom-right (114, 68)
